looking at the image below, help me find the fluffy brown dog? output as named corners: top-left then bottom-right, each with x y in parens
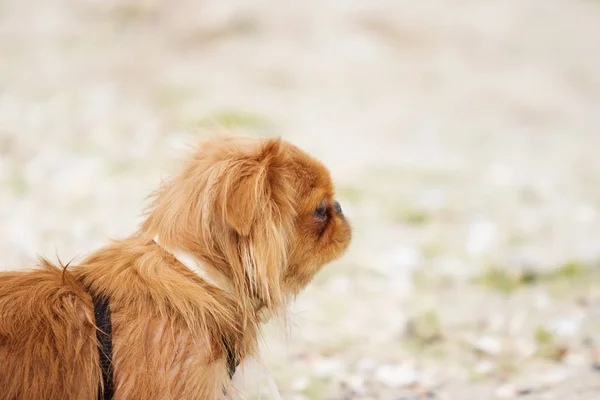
top-left (0, 136), bottom-right (351, 400)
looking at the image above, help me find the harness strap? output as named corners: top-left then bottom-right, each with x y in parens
top-left (89, 292), bottom-right (238, 399)
top-left (91, 293), bottom-right (115, 400)
top-left (224, 337), bottom-right (239, 379)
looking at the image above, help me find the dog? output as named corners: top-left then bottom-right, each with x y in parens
top-left (0, 136), bottom-right (351, 399)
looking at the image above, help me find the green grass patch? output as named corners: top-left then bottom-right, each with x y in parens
top-left (5, 171), bottom-right (28, 195)
top-left (411, 268), bottom-right (454, 290)
top-left (197, 109), bottom-right (268, 129)
top-left (392, 207), bottom-right (430, 225)
top-left (534, 326), bottom-right (553, 347)
top-left (299, 377), bottom-right (333, 399)
top-left (404, 310), bottom-right (444, 346)
top-left (473, 266), bottom-right (523, 294)
top-left (474, 260), bottom-right (591, 294)
top-left (367, 166), bottom-right (457, 185)
top-left (534, 325), bottom-right (568, 362)
top-left (385, 200), bottom-right (431, 226)
top-left (337, 185), bottom-right (364, 204)
top-left (421, 242), bottom-right (443, 259)
top-left (552, 261), bottom-right (585, 279)
top-left (107, 161), bottom-right (132, 176)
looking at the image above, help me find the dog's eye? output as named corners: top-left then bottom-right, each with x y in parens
top-left (314, 201), bottom-right (327, 220)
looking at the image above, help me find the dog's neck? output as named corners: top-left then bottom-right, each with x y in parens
top-left (153, 236), bottom-right (280, 399)
top-left (153, 236), bottom-right (268, 321)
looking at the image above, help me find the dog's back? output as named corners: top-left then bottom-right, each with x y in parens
top-left (0, 260), bottom-right (100, 400)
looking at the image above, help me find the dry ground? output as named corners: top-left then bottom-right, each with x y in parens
top-left (1, 1), bottom-right (600, 399)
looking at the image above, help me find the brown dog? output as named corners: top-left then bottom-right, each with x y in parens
top-left (0, 136), bottom-right (351, 400)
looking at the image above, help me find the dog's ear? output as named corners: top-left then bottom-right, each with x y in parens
top-left (224, 168), bottom-right (264, 236)
top-left (223, 138), bottom-right (284, 236)
top-left (220, 137), bottom-right (296, 308)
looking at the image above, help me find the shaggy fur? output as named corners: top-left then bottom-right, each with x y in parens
top-left (0, 136), bottom-right (352, 400)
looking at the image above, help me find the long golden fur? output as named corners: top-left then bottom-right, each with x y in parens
top-left (0, 136), bottom-right (351, 399)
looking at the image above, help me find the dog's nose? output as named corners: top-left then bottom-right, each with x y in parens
top-left (333, 201), bottom-right (343, 215)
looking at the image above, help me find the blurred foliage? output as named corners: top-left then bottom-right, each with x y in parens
top-left (534, 326), bottom-right (569, 362)
top-left (198, 109), bottom-right (268, 129)
top-left (474, 261), bottom-right (590, 294)
top-left (404, 310), bottom-right (444, 347)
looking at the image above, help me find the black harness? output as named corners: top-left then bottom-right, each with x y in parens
top-left (90, 293), bottom-right (238, 400)
top-left (90, 292), bottom-right (115, 400)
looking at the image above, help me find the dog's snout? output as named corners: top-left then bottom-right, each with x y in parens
top-left (333, 201), bottom-right (343, 215)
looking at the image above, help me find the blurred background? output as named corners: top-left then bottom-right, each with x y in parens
top-left (1, 0), bottom-right (600, 399)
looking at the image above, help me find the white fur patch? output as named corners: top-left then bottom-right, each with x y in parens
top-left (231, 358), bottom-right (282, 400)
top-left (154, 236), bottom-right (235, 294)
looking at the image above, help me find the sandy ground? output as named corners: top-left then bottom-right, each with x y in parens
top-left (1, 0), bottom-right (600, 398)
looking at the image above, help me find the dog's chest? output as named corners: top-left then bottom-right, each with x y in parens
top-left (109, 313), bottom-right (230, 399)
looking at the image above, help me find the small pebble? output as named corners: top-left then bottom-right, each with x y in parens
top-left (343, 374), bottom-right (365, 393)
top-left (517, 388), bottom-right (534, 396)
top-left (290, 377), bottom-right (309, 392)
top-left (313, 357), bottom-right (345, 377)
top-left (473, 335), bottom-right (503, 356)
top-left (539, 369), bottom-right (568, 387)
top-left (375, 363), bottom-right (418, 388)
top-left (474, 360), bottom-right (495, 376)
top-left (495, 384), bottom-right (516, 398)
top-left (356, 358), bottom-right (377, 373)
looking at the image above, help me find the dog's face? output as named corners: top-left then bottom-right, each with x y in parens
top-left (279, 143), bottom-right (352, 294)
top-left (145, 136), bottom-right (351, 308)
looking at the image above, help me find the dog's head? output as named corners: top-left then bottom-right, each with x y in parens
top-left (144, 136), bottom-right (351, 308)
